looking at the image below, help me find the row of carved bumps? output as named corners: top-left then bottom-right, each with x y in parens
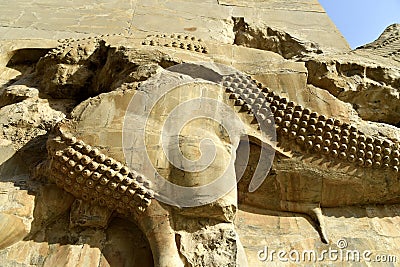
top-left (50, 132), bottom-right (154, 214)
top-left (221, 73), bottom-right (400, 172)
top-left (46, 33), bottom-right (124, 58)
top-left (57, 33), bottom-right (124, 44)
top-left (142, 33), bottom-right (208, 53)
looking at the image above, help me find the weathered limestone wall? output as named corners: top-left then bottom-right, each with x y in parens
top-left (0, 0), bottom-right (349, 53)
top-left (0, 0), bottom-right (399, 266)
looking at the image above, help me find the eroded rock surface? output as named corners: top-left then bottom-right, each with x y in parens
top-left (306, 24), bottom-right (400, 126)
top-left (0, 1), bottom-right (399, 267)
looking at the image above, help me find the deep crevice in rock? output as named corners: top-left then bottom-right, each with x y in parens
top-left (232, 17), bottom-right (322, 60)
top-left (6, 48), bottom-right (51, 68)
top-left (305, 58), bottom-right (400, 126)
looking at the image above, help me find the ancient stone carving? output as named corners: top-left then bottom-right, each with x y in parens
top-left (41, 45), bottom-right (400, 249)
top-left (49, 123), bottom-right (154, 214)
top-left (1, 13), bottom-right (400, 265)
top-left (142, 34), bottom-right (208, 53)
top-left (221, 73), bottom-right (400, 172)
top-left (48, 33), bottom-right (125, 60)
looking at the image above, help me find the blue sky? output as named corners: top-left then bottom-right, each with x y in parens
top-left (319, 0), bottom-right (400, 49)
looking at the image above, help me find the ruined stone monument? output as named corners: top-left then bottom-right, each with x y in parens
top-left (0, 0), bottom-right (399, 266)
